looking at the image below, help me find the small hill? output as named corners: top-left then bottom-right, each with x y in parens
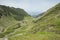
top-left (35, 12), bottom-right (45, 18)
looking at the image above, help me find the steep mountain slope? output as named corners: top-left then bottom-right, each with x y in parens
top-left (17, 3), bottom-right (60, 40)
top-left (0, 5), bottom-right (34, 39)
top-left (0, 3), bottom-right (60, 40)
top-left (7, 3), bottom-right (60, 40)
top-left (31, 3), bottom-right (60, 34)
top-left (25, 4), bottom-right (60, 40)
top-left (0, 5), bottom-right (30, 21)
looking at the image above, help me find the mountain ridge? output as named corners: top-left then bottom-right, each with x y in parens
top-left (0, 3), bottom-right (60, 40)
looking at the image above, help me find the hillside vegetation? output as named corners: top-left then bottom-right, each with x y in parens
top-left (0, 3), bottom-right (60, 40)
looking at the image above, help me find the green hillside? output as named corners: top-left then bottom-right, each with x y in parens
top-left (26, 3), bottom-right (60, 40)
top-left (0, 3), bottom-right (60, 40)
top-left (32, 3), bottom-right (60, 34)
top-left (0, 5), bottom-right (34, 38)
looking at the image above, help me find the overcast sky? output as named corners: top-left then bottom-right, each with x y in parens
top-left (0, 0), bottom-right (60, 15)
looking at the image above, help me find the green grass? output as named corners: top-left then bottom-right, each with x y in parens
top-left (0, 3), bottom-right (60, 40)
top-left (8, 32), bottom-right (60, 40)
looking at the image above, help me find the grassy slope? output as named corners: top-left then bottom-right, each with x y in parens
top-left (0, 5), bottom-right (34, 38)
top-left (9, 3), bottom-right (60, 40)
top-left (0, 3), bottom-right (60, 40)
top-left (33, 3), bottom-right (60, 34)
